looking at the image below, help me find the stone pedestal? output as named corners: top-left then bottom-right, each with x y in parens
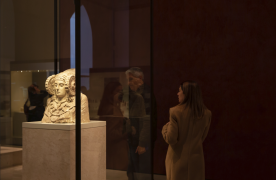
top-left (22, 121), bottom-right (106, 180)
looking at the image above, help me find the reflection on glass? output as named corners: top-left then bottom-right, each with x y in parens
top-left (11, 70), bottom-right (53, 140)
top-left (98, 81), bottom-right (129, 170)
top-left (0, 0), bottom-right (154, 178)
top-left (125, 67), bottom-right (152, 180)
top-left (1, 69), bottom-right (54, 179)
top-left (88, 66), bottom-right (155, 179)
top-left (89, 67), bottom-right (154, 179)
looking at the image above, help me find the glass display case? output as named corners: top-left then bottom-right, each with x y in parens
top-left (1, 0), bottom-right (155, 179)
top-left (10, 70), bottom-right (54, 144)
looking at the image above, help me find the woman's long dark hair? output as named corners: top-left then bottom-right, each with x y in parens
top-left (98, 81), bottom-right (122, 116)
top-left (28, 84), bottom-right (39, 98)
top-left (180, 81), bottom-right (206, 119)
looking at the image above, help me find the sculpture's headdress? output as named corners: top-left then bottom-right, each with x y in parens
top-left (45, 69), bottom-right (76, 96)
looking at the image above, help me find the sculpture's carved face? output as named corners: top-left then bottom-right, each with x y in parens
top-left (55, 80), bottom-right (67, 98)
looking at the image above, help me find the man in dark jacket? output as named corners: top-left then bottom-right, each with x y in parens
top-left (125, 67), bottom-right (157, 180)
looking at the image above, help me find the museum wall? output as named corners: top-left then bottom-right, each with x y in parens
top-left (13, 0), bottom-right (54, 62)
top-left (153, 0), bottom-right (276, 179)
top-left (59, 0), bottom-right (113, 69)
top-left (1, 0), bottom-right (54, 71)
top-left (0, 0), bottom-right (55, 147)
top-left (59, 0), bottom-right (150, 70)
top-left (58, 0), bottom-right (74, 71)
top-left (0, 0), bottom-right (15, 69)
top-left (10, 72), bottom-right (32, 113)
top-left (129, 6), bottom-right (150, 67)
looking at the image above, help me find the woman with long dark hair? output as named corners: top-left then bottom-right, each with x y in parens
top-left (27, 84), bottom-right (48, 122)
top-left (98, 81), bottom-right (123, 116)
top-left (162, 81), bottom-right (212, 180)
top-left (98, 81), bottom-right (129, 170)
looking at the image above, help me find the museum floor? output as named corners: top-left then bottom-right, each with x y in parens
top-left (1, 166), bottom-right (166, 180)
top-left (1, 147), bottom-right (166, 180)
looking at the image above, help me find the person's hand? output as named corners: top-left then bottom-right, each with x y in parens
top-left (135, 146), bottom-right (146, 155)
top-left (131, 126), bottom-right (136, 135)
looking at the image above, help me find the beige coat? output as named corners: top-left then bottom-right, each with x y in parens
top-left (162, 104), bottom-right (211, 180)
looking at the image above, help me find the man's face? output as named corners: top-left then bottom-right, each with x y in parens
top-left (127, 73), bottom-right (143, 92)
top-left (55, 80), bottom-right (67, 98)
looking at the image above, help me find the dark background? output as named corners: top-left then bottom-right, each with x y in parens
top-left (153, 0), bottom-right (276, 179)
top-left (58, 0), bottom-right (276, 179)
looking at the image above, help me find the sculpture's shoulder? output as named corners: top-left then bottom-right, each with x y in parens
top-left (46, 96), bottom-right (54, 106)
top-left (80, 93), bottom-right (90, 123)
top-left (44, 97), bottom-right (54, 114)
top-left (46, 97), bottom-right (51, 105)
top-left (81, 93), bottom-right (89, 105)
top-left (42, 97), bottom-right (54, 123)
top-left (81, 93), bottom-right (88, 101)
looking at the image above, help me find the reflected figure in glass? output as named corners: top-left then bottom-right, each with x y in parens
top-left (98, 81), bottom-right (129, 170)
top-left (125, 67), bottom-right (154, 180)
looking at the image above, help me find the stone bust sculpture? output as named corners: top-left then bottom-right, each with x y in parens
top-left (41, 69), bottom-right (90, 123)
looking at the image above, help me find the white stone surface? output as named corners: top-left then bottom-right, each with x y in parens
top-left (22, 121), bottom-right (106, 180)
top-left (42, 69), bottom-right (90, 123)
top-left (22, 120), bottom-right (106, 130)
top-left (0, 146), bottom-right (22, 169)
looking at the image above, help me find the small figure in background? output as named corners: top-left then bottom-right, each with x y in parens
top-left (26, 84), bottom-right (48, 122)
